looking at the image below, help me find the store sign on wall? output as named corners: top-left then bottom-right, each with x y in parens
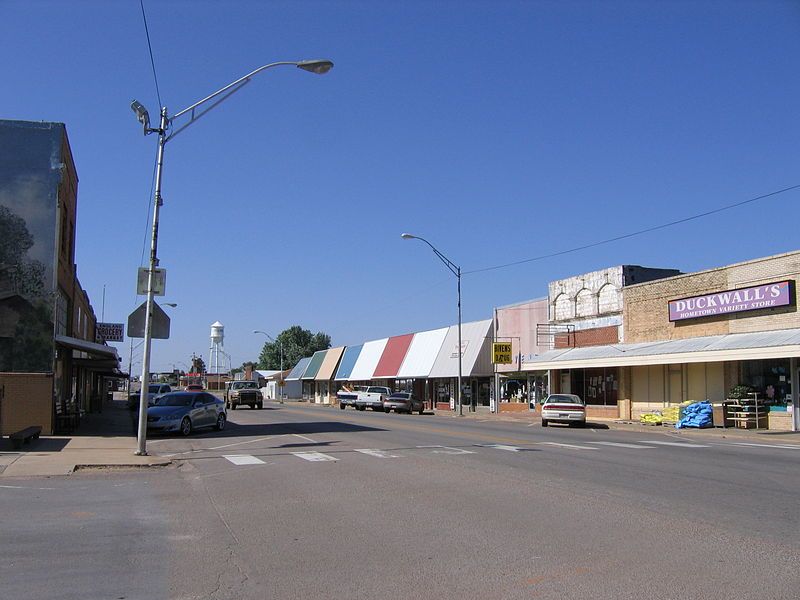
top-left (668, 280), bottom-right (793, 322)
top-left (492, 342), bottom-right (513, 364)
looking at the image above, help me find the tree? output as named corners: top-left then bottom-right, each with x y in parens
top-left (191, 355), bottom-right (206, 374)
top-left (257, 325), bottom-right (331, 370)
top-left (232, 360), bottom-right (258, 375)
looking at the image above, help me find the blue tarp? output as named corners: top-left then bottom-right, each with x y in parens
top-left (675, 401), bottom-right (713, 429)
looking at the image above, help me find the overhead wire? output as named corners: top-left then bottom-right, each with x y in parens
top-left (463, 183), bottom-right (800, 276)
top-left (139, 0), bottom-right (163, 109)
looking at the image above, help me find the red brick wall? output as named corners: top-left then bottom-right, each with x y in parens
top-left (555, 325), bottom-right (619, 349)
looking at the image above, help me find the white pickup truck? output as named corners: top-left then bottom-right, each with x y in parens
top-left (337, 386), bottom-right (391, 411)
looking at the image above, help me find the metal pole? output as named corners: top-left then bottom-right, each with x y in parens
top-left (457, 266), bottom-right (463, 417)
top-left (279, 340), bottom-right (284, 403)
top-left (136, 107), bottom-right (168, 456)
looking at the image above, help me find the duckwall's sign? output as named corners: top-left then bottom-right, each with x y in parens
top-left (669, 280), bottom-right (794, 322)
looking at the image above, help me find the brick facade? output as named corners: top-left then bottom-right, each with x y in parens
top-left (554, 325), bottom-right (619, 349)
top-left (624, 250), bottom-right (800, 343)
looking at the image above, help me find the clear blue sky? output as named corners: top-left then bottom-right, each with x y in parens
top-left (2, 1), bottom-right (799, 373)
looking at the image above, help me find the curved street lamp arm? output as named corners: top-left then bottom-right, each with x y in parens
top-left (416, 237), bottom-right (460, 278)
top-left (172, 61), bottom-right (298, 120)
top-left (166, 61), bottom-right (300, 142)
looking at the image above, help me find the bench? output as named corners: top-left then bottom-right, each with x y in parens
top-left (9, 426), bottom-right (42, 450)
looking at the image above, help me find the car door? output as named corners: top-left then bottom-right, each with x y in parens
top-left (189, 395), bottom-right (210, 427)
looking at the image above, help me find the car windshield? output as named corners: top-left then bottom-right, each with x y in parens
top-left (156, 394), bottom-right (193, 407)
top-left (233, 382), bottom-right (257, 389)
top-left (545, 394), bottom-right (583, 404)
top-left (148, 385), bottom-right (164, 393)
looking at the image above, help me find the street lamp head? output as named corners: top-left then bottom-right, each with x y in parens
top-left (296, 59), bottom-right (334, 75)
top-left (130, 99), bottom-right (151, 134)
top-left (162, 303), bottom-right (177, 308)
top-left (401, 233), bottom-right (417, 240)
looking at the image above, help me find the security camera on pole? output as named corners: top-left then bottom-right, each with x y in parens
top-left (130, 58), bottom-right (333, 456)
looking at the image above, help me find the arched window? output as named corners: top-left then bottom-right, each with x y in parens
top-left (575, 288), bottom-right (595, 317)
top-left (598, 283), bottom-right (620, 313)
top-left (553, 292), bottom-right (573, 320)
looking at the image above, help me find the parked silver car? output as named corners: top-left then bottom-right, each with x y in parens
top-left (541, 394), bottom-right (586, 427)
top-left (383, 392), bottom-right (425, 415)
top-left (147, 392), bottom-right (226, 436)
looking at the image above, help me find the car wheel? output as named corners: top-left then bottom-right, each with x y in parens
top-left (215, 413), bottom-right (226, 431)
top-left (180, 417), bottom-right (192, 436)
top-left (231, 403), bottom-right (237, 410)
top-left (384, 407), bottom-right (391, 413)
top-left (541, 419), bottom-right (548, 427)
top-left (257, 401), bottom-right (263, 409)
top-left (340, 403), bottom-right (346, 410)
top-left (418, 407), bottom-right (424, 415)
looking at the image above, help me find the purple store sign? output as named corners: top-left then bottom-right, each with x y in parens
top-left (668, 280), bottom-right (793, 322)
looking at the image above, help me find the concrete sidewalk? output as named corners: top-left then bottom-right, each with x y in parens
top-left (441, 405), bottom-right (800, 443)
top-left (0, 399), bottom-right (170, 477)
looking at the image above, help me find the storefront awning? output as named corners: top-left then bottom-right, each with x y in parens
top-left (428, 319), bottom-right (494, 378)
top-left (373, 333), bottom-right (414, 379)
top-left (316, 347), bottom-right (344, 381)
top-left (286, 357), bottom-right (312, 381)
top-left (397, 327), bottom-right (449, 379)
top-left (334, 345), bottom-right (362, 381)
top-left (522, 328), bottom-right (800, 370)
top-left (348, 338), bottom-right (388, 381)
top-left (55, 334), bottom-right (118, 360)
top-left (302, 350), bottom-right (327, 380)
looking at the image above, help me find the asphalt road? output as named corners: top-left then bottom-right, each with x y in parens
top-left (2, 402), bottom-right (799, 599)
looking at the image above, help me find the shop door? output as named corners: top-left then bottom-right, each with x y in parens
top-left (560, 372), bottom-right (571, 394)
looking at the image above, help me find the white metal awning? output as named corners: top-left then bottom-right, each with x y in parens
top-left (523, 329), bottom-right (800, 370)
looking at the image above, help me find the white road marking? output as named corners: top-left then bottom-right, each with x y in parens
top-left (540, 442), bottom-right (598, 450)
top-left (208, 436), bottom-right (274, 450)
top-left (354, 449), bottom-right (402, 458)
top-left (0, 484), bottom-right (56, 490)
top-left (637, 441), bottom-right (710, 448)
top-left (417, 445), bottom-right (475, 455)
top-left (292, 451), bottom-right (338, 462)
top-left (293, 434), bottom-right (317, 443)
top-left (482, 444), bottom-right (523, 452)
top-left (588, 442), bottom-right (656, 449)
top-left (728, 442), bottom-right (800, 450)
top-left (223, 455), bottom-right (265, 466)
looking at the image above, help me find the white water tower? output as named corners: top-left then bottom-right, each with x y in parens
top-left (209, 321), bottom-right (229, 376)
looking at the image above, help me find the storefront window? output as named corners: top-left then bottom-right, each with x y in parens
top-left (572, 367), bottom-right (618, 405)
top-left (740, 359), bottom-right (791, 408)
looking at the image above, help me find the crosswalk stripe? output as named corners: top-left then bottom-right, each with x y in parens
top-left (354, 449), bottom-right (402, 458)
top-left (482, 444), bottom-right (523, 452)
top-left (728, 442), bottom-right (800, 450)
top-left (637, 441), bottom-right (709, 448)
top-left (587, 442), bottom-right (656, 449)
top-left (223, 455), bottom-right (265, 465)
top-left (540, 442), bottom-right (598, 450)
top-left (417, 445), bottom-right (475, 455)
top-left (292, 451), bottom-right (338, 462)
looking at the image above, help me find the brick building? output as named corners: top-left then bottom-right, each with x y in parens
top-left (0, 120), bottom-right (119, 435)
top-left (524, 251), bottom-right (800, 430)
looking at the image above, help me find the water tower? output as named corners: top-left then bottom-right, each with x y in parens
top-left (209, 321), bottom-right (229, 377)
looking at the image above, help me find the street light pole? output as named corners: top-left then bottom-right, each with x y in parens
top-left (254, 330), bottom-right (283, 402)
top-left (401, 233), bottom-right (463, 416)
top-left (131, 59), bottom-right (333, 456)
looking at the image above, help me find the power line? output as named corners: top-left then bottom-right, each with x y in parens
top-left (464, 183), bottom-right (800, 276)
top-left (139, 0), bottom-right (163, 109)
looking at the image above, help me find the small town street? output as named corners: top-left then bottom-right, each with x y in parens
top-left (2, 401), bottom-right (799, 599)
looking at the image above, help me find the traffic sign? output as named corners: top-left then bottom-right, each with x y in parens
top-left (127, 301), bottom-right (171, 339)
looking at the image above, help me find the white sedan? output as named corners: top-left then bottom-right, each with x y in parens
top-left (541, 394), bottom-right (586, 427)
